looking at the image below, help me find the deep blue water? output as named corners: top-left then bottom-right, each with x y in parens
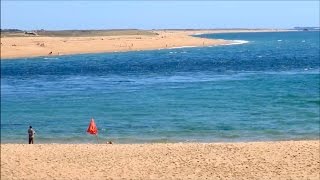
top-left (1, 31), bottom-right (319, 143)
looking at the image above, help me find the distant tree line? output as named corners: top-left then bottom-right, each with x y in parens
top-left (1, 29), bottom-right (23, 32)
top-left (294, 27), bottom-right (320, 31)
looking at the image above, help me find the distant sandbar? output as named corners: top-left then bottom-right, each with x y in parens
top-left (1, 29), bottom-right (293, 59)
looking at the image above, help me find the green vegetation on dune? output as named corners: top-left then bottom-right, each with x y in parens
top-left (1, 29), bottom-right (157, 37)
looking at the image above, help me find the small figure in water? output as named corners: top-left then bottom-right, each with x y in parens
top-left (28, 126), bottom-right (36, 144)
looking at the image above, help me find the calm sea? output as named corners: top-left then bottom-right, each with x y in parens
top-left (1, 31), bottom-right (319, 143)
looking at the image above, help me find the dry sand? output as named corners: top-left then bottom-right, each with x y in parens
top-left (1, 29), bottom-right (290, 59)
top-left (1, 140), bottom-right (319, 179)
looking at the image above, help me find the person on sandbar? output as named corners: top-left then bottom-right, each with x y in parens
top-left (28, 126), bottom-right (36, 144)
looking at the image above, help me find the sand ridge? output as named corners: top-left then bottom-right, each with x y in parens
top-left (0, 29), bottom-right (292, 59)
top-left (1, 140), bottom-right (319, 179)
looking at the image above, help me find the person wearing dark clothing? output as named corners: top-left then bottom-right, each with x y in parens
top-left (28, 126), bottom-right (35, 144)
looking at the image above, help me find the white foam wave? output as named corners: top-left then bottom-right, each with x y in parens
top-left (225, 40), bottom-right (249, 46)
top-left (43, 57), bottom-right (59, 60)
top-left (157, 45), bottom-right (197, 51)
top-left (169, 46), bottom-right (197, 49)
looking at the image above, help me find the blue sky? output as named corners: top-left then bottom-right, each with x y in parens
top-left (1, 1), bottom-right (319, 30)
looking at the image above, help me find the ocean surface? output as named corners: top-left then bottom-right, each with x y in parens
top-left (1, 31), bottom-right (319, 143)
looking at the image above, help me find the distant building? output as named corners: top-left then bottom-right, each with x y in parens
top-left (24, 31), bottom-right (38, 36)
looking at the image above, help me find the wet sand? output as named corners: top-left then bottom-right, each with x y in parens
top-left (1, 140), bottom-right (319, 179)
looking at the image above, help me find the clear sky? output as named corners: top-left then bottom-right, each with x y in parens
top-left (1, 1), bottom-right (319, 30)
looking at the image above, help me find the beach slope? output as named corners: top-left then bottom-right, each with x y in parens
top-left (1, 140), bottom-right (319, 179)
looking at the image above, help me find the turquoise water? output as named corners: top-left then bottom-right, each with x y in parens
top-left (1, 31), bottom-right (319, 143)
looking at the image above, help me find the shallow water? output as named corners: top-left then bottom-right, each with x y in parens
top-left (1, 31), bottom-right (319, 143)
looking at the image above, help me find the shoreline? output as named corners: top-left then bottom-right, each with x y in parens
top-left (1, 140), bottom-right (319, 179)
top-left (1, 138), bottom-right (318, 145)
top-left (1, 29), bottom-right (293, 60)
top-left (0, 40), bottom-right (249, 61)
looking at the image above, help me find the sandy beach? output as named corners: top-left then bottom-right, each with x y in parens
top-left (1, 29), bottom-right (291, 59)
top-left (1, 140), bottom-right (319, 179)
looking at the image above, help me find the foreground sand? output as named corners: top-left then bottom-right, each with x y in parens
top-left (1, 140), bottom-right (319, 179)
top-left (1, 29), bottom-right (290, 59)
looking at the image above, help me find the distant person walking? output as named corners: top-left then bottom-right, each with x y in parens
top-left (28, 126), bottom-right (36, 144)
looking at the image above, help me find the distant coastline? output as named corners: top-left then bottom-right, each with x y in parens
top-left (0, 29), bottom-right (294, 59)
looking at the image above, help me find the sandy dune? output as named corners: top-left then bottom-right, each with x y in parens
top-left (1, 140), bottom-right (319, 179)
top-left (1, 29), bottom-right (290, 59)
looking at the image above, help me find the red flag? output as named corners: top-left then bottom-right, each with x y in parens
top-left (87, 118), bottom-right (98, 135)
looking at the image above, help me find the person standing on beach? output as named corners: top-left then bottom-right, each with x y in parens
top-left (28, 126), bottom-right (36, 144)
